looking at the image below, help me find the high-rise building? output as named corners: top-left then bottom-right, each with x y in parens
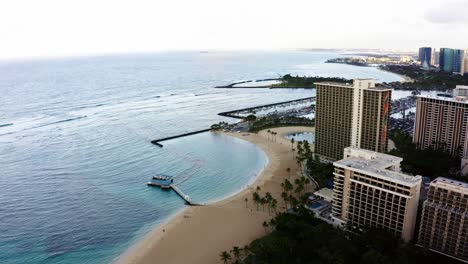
top-left (440, 48), bottom-right (455, 72)
top-left (419, 47), bottom-right (434, 67)
top-left (434, 51), bottom-right (440, 65)
top-left (331, 147), bottom-right (422, 242)
top-left (418, 177), bottom-right (468, 262)
top-left (413, 87), bottom-right (468, 159)
top-left (315, 79), bottom-right (391, 160)
top-left (453, 49), bottom-right (467, 75)
top-left (465, 58), bottom-right (468, 75)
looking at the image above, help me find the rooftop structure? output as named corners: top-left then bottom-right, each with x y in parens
top-left (314, 188), bottom-right (334, 202)
top-left (332, 147), bottom-right (422, 242)
top-left (335, 148), bottom-right (420, 185)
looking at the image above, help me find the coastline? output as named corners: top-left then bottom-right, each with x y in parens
top-left (377, 67), bottom-right (414, 83)
top-left (116, 126), bottom-right (315, 264)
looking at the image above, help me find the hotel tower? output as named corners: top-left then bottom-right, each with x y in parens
top-left (413, 86), bottom-right (468, 173)
top-left (418, 177), bottom-right (468, 262)
top-left (332, 147), bottom-right (422, 242)
top-left (315, 79), bottom-right (391, 160)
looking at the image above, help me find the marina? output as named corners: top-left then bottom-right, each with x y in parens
top-left (218, 97), bottom-right (315, 119)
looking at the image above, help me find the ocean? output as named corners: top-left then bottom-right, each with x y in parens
top-left (0, 51), bottom-right (403, 264)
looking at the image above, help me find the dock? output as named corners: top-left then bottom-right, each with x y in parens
top-left (147, 181), bottom-right (203, 206)
top-left (171, 185), bottom-right (203, 206)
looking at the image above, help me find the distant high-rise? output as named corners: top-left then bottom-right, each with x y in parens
top-left (453, 49), bottom-right (467, 75)
top-left (413, 86), bottom-right (468, 159)
top-left (418, 177), bottom-right (468, 262)
top-left (434, 51), bottom-right (440, 65)
top-left (418, 47), bottom-right (434, 67)
top-left (315, 79), bottom-right (391, 160)
top-left (440, 48), bottom-right (455, 72)
top-left (465, 58), bottom-right (468, 74)
top-left (332, 147), bottom-right (422, 242)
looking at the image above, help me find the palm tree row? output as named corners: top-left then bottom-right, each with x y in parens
top-left (266, 129), bottom-right (278, 142)
top-left (219, 245), bottom-right (250, 264)
top-left (251, 186), bottom-right (278, 215)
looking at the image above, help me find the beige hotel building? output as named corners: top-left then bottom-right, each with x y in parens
top-left (332, 147), bottom-right (422, 242)
top-left (315, 79), bottom-right (391, 161)
top-left (414, 85), bottom-right (468, 159)
top-left (418, 177), bottom-right (468, 262)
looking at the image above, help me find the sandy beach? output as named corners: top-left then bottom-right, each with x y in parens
top-left (116, 126), bottom-right (315, 264)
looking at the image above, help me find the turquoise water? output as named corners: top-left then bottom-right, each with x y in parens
top-left (0, 51), bottom-right (402, 264)
top-left (285, 132), bottom-right (315, 144)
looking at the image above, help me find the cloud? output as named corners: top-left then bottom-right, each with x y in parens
top-left (425, 1), bottom-right (468, 24)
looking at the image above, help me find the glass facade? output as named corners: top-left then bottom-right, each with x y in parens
top-left (440, 48), bottom-right (454, 72)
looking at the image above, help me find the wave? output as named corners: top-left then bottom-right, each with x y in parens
top-left (0, 123), bottom-right (13, 128)
top-left (48, 116), bottom-right (87, 125)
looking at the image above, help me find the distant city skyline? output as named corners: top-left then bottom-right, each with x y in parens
top-left (1, 0), bottom-right (468, 60)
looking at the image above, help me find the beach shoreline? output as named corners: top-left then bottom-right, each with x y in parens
top-left (115, 126), bottom-right (314, 264)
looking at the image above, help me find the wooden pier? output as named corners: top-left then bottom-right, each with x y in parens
top-left (171, 185), bottom-right (203, 206)
top-left (147, 182), bottom-right (203, 206)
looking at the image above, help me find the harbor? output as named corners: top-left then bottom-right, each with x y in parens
top-left (218, 97), bottom-right (315, 119)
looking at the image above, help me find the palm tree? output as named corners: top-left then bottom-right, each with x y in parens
top-left (264, 192), bottom-right (273, 214)
top-left (283, 179), bottom-right (293, 193)
top-left (220, 251), bottom-right (231, 264)
top-left (243, 245), bottom-right (250, 257)
top-left (281, 191), bottom-right (289, 208)
top-left (267, 129), bottom-right (271, 141)
top-left (252, 192), bottom-right (260, 211)
top-left (231, 246), bottom-right (241, 262)
top-left (271, 198), bottom-right (278, 214)
top-left (304, 177), bottom-right (311, 191)
top-left (244, 197), bottom-right (248, 208)
top-left (262, 221), bottom-right (269, 234)
top-left (291, 138), bottom-right (295, 150)
top-left (260, 197), bottom-right (267, 211)
top-left (256, 186), bottom-right (261, 192)
top-left (294, 178), bottom-right (305, 196)
top-left (286, 167), bottom-right (291, 179)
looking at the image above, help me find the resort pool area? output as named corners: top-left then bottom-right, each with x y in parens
top-left (285, 132), bottom-right (315, 144)
top-left (310, 202), bottom-right (322, 209)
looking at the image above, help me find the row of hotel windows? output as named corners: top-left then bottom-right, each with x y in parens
top-left (349, 215), bottom-right (404, 231)
top-left (350, 172), bottom-right (413, 195)
top-left (349, 220), bottom-right (403, 237)
top-left (348, 207), bottom-right (405, 225)
top-left (420, 98), bottom-right (468, 108)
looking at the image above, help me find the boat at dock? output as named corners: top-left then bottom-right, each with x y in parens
top-left (147, 175), bottom-right (174, 188)
top-left (152, 175), bottom-right (174, 181)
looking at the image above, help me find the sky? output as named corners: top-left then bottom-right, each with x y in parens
top-left (1, 0), bottom-right (468, 59)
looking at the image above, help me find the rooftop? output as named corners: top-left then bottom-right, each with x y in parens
top-left (314, 188), bottom-right (334, 201)
top-left (334, 148), bottom-right (421, 186)
top-left (314, 79), bottom-right (392, 91)
top-left (418, 94), bottom-right (468, 104)
top-left (431, 177), bottom-right (468, 194)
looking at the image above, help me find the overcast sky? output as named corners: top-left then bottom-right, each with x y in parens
top-left (1, 0), bottom-right (468, 59)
